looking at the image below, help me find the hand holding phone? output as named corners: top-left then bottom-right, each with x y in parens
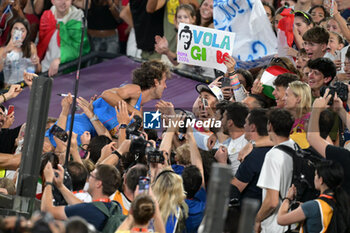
top-left (7, 105), bottom-right (14, 115)
top-left (221, 77), bottom-right (231, 88)
top-left (50, 125), bottom-right (68, 142)
top-left (138, 177), bottom-right (150, 194)
top-left (201, 98), bottom-right (209, 108)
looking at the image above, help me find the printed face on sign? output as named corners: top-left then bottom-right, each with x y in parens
top-left (179, 25), bottom-right (192, 50)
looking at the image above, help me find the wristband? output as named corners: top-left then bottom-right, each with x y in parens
top-left (112, 150), bottom-right (122, 159)
top-left (1, 93), bottom-right (6, 102)
top-left (282, 197), bottom-right (292, 202)
top-left (46, 182), bottom-right (54, 187)
top-left (90, 114), bottom-right (98, 122)
top-left (228, 71), bottom-right (236, 76)
top-left (119, 124), bottom-right (127, 129)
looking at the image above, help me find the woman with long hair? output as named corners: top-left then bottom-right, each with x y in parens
top-left (283, 80), bottom-right (312, 149)
top-left (277, 160), bottom-right (350, 232)
top-left (0, 17), bottom-right (40, 86)
top-left (196, 0), bottom-right (213, 28)
top-left (152, 169), bottom-right (188, 233)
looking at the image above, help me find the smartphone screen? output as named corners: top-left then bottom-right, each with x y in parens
top-left (139, 176), bottom-right (150, 194)
top-left (7, 105), bottom-right (14, 115)
top-left (201, 98), bottom-right (208, 107)
top-left (50, 125), bottom-right (68, 142)
top-left (221, 77), bottom-right (231, 87)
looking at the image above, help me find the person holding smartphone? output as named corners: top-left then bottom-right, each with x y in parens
top-left (0, 17), bottom-right (41, 87)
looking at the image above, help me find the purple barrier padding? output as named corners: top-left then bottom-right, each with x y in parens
top-left (6, 56), bottom-right (200, 128)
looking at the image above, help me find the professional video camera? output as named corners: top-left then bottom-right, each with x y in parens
top-left (129, 137), bottom-right (165, 164)
top-left (126, 115), bottom-right (143, 139)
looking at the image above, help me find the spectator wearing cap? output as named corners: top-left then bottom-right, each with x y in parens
top-left (303, 26), bottom-right (329, 60)
top-left (192, 84), bottom-right (226, 156)
top-left (192, 83), bottom-right (224, 130)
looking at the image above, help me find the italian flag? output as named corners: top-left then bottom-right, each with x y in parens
top-left (37, 6), bottom-right (90, 63)
top-left (260, 65), bottom-right (294, 99)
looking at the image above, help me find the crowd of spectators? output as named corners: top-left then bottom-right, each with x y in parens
top-left (0, 0), bottom-right (349, 232)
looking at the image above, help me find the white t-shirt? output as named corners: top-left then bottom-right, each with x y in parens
top-left (227, 134), bottom-right (248, 175)
top-left (193, 129), bottom-right (247, 175)
top-left (74, 191), bottom-right (92, 203)
top-left (257, 139), bottom-right (296, 233)
top-left (193, 128), bottom-right (231, 151)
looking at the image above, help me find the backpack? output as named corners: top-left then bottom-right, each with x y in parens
top-left (276, 144), bottom-right (323, 203)
top-left (318, 195), bottom-right (350, 233)
top-left (92, 201), bottom-right (126, 233)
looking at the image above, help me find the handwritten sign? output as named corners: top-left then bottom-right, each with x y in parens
top-left (213, 0), bottom-right (277, 69)
top-left (176, 23), bottom-right (235, 72)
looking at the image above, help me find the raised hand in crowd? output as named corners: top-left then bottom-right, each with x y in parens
top-left (23, 71), bottom-right (38, 89)
top-left (307, 89), bottom-right (332, 157)
top-left (207, 133), bottom-right (217, 150)
top-left (224, 55), bottom-right (236, 74)
top-left (43, 162), bottom-right (55, 185)
top-left (2, 111), bottom-right (14, 129)
top-left (97, 141), bottom-right (118, 165)
top-left (116, 100), bottom-right (134, 125)
top-left (78, 96), bottom-right (112, 139)
top-left (324, 0), bottom-right (350, 43)
top-left (115, 100), bottom-right (134, 145)
top-left (156, 100), bottom-right (175, 122)
top-left (251, 78), bottom-right (263, 95)
top-left (154, 35), bottom-right (169, 55)
top-left (186, 125), bottom-right (205, 188)
top-left (70, 132), bottom-right (83, 164)
top-left (100, 139), bottom-right (131, 166)
top-left (154, 35), bottom-right (178, 66)
top-left (209, 76), bottom-right (222, 88)
top-left (50, 162), bottom-right (83, 205)
top-left (77, 96), bottom-right (94, 119)
top-left (0, 84), bottom-right (23, 103)
top-left (54, 94), bottom-right (72, 151)
top-left (52, 164), bottom-right (65, 190)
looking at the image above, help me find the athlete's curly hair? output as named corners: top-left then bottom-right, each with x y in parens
top-left (132, 60), bottom-right (170, 90)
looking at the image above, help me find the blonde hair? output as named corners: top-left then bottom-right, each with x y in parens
top-left (288, 81), bottom-right (312, 118)
top-left (152, 169), bottom-right (188, 224)
top-left (175, 144), bottom-right (191, 165)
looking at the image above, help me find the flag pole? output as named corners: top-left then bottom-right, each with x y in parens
top-left (65, 0), bottom-right (89, 165)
